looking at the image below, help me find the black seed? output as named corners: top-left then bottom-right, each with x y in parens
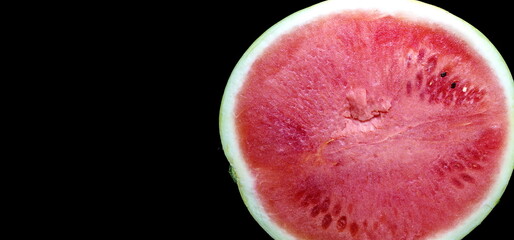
top-left (451, 82), bottom-right (457, 88)
top-left (441, 72), bottom-right (447, 77)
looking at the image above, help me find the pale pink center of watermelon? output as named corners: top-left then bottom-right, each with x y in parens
top-left (235, 12), bottom-right (508, 240)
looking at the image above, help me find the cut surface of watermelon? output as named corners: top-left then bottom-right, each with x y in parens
top-left (220, 0), bottom-right (514, 239)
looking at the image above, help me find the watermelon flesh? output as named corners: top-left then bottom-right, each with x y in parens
top-left (234, 12), bottom-right (509, 240)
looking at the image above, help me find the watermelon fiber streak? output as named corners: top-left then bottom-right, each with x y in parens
top-left (220, 1), bottom-right (514, 240)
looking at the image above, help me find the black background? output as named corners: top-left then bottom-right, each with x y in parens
top-left (197, 1), bottom-right (513, 239)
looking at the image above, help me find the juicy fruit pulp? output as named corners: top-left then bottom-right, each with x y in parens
top-left (235, 12), bottom-right (507, 240)
top-left (220, 1), bottom-right (513, 240)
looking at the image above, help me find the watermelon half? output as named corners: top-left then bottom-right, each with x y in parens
top-left (219, 0), bottom-right (514, 239)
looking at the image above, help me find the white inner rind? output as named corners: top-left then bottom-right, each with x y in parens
top-left (219, 0), bottom-right (514, 239)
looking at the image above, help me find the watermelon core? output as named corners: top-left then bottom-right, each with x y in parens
top-left (221, 2), bottom-right (513, 240)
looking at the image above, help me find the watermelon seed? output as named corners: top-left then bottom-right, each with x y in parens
top-left (451, 178), bottom-right (464, 188)
top-left (321, 214), bottom-right (333, 229)
top-left (440, 72), bottom-right (447, 77)
top-left (467, 162), bottom-right (483, 170)
top-left (350, 222), bottom-right (359, 236)
top-left (450, 161), bottom-right (464, 171)
top-left (450, 82), bottom-right (457, 88)
top-left (336, 216), bottom-right (347, 231)
top-left (461, 173), bottom-right (476, 183)
top-left (332, 203), bottom-right (342, 216)
top-left (311, 204), bottom-right (322, 217)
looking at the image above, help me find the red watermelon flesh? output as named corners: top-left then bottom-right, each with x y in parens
top-left (233, 12), bottom-right (509, 240)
